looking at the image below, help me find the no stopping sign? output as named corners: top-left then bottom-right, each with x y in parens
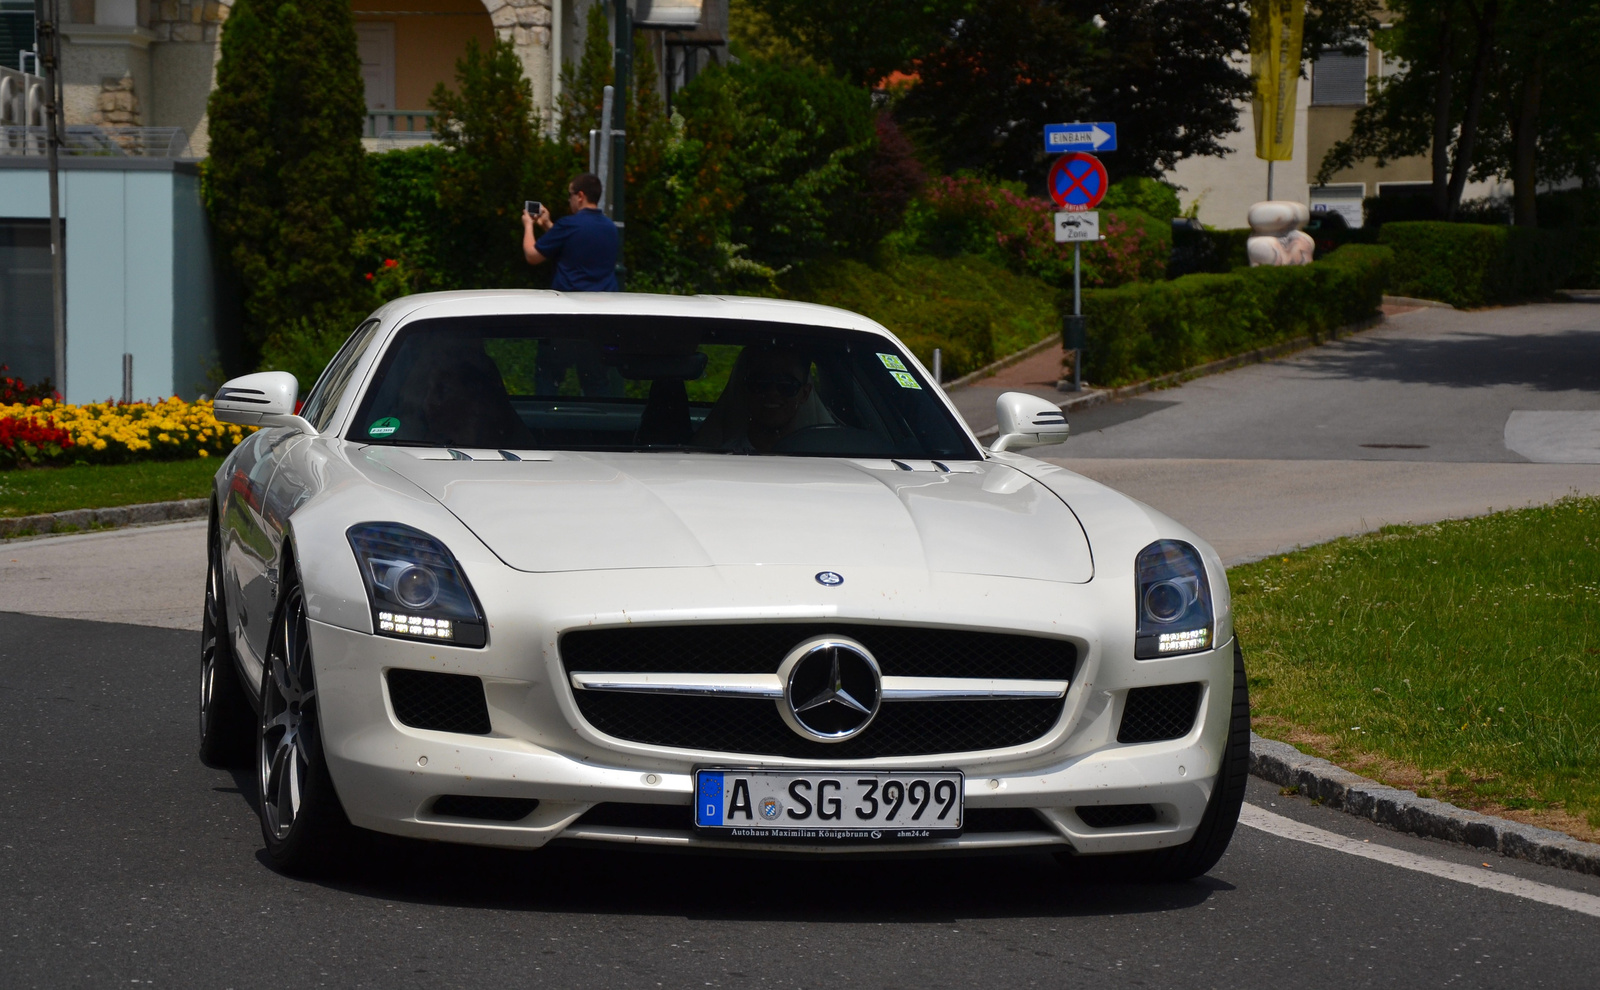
top-left (1048, 152), bottom-right (1108, 212)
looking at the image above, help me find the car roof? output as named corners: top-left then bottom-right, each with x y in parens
top-left (371, 290), bottom-right (896, 338)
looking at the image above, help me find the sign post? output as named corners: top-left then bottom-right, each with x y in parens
top-left (1047, 151), bottom-right (1108, 391)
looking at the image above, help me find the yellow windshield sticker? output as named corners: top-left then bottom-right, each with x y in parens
top-left (891, 371), bottom-right (922, 390)
top-left (877, 353), bottom-right (908, 372)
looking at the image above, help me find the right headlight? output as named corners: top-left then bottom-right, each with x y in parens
top-left (1135, 540), bottom-right (1213, 659)
top-left (347, 522), bottom-right (487, 647)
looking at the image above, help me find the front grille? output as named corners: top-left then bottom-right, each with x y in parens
top-left (560, 623), bottom-right (1075, 758)
top-left (561, 624), bottom-right (1075, 680)
top-left (430, 795), bottom-right (540, 821)
top-left (1118, 682), bottom-right (1202, 743)
top-left (1076, 804), bottom-right (1158, 828)
top-left (387, 669), bottom-right (492, 734)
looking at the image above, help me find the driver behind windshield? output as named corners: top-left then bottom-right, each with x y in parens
top-left (421, 358), bottom-right (534, 449)
top-left (694, 346), bottom-right (830, 452)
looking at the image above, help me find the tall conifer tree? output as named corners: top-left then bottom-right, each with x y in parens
top-left (204, 0), bottom-right (371, 360)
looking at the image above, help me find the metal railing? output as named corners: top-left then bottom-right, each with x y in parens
top-left (0, 124), bottom-right (189, 157)
top-left (365, 110), bottom-right (436, 139)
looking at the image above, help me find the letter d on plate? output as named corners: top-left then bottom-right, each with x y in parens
top-left (697, 772), bottom-right (724, 826)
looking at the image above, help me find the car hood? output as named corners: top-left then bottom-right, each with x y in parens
top-left (362, 449), bottom-right (1094, 583)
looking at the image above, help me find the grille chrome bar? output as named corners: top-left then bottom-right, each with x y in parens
top-left (569, 671), bottom-right (1069, 701)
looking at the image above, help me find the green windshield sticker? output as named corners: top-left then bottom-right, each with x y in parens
top-left (367, 417), bottom-right (401, 438)
top-left (877, 352), bottom-right (908, 372)
top-left (891, 371), bottom-right (922, 390)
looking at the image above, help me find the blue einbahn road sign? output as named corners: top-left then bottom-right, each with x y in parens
top-left (1044, 122), bottom-right (1117, 154)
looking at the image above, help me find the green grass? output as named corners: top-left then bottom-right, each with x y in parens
top-left (0, 458), bottom-right (220, 518)
top-left (1232, 495), bottom-right (1600, 834)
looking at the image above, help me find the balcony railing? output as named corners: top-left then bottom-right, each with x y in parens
top-left (365, 110), bottom-right (437, 140)
top-left (1, 124), bottom-right (189, 158)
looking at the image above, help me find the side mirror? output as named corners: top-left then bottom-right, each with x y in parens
top-left (990, 391), bottom-right (1069, 452)
top-left (213, 372), bottom-right (316, 434)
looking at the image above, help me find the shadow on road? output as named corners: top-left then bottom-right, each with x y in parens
top-left (274, 830), bottom-right (1227, 922)
top-left (1296, 329), bottom-right (1600, 391)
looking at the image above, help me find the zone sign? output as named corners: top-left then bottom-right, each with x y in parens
top-left (1048, 152), bottom-right (1108, 213)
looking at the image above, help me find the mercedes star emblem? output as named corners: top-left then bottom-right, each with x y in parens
top-left (776, 636), bottom-right (882, 742)
top-left (815, 571), bottom-right (844, 587)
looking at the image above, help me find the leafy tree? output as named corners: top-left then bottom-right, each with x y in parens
top-left (676, 61), bottom-right (877, 270)
top-left (741, 0), bottom-right (969, 86)
top-left (1319, 0), bottom-right (1599, 225)
top-left (204, 0), bottom-right (371, 361)
top-left (898, 0), bottom-right (1247, 184)
top-left (430, 37), bottom-right (576, 289)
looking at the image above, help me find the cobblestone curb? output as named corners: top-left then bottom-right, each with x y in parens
top-left (0, 498), bottom-right (208, 540)
top-left (1250, 733), bottom-right (1600, 877)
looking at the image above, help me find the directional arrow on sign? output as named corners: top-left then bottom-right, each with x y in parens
top-left (1044, 122), bottom-right (1118, 154)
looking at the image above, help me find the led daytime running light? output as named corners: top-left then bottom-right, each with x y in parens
top-left (377, 611), bottom-right (454, 640)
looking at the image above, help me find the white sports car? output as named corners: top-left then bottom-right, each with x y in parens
top-left (201, 290), bottom-right (1247, 879)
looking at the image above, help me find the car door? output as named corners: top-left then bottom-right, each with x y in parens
top-left (221, 427), bottom-right (302, 680)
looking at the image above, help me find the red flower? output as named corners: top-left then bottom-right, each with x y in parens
top-left (365, 272), bottom-right (374, 281)
top-left (383, 258), bottom-right (398, 268)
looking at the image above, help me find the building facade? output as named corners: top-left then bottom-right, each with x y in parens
top-left (1168, 27), bottom-right (1509, 230)
top-left (25, 0), bottom-right (725, 156)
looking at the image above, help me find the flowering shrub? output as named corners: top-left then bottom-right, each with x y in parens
top-left (0, 364), bottom-right (59, 405)
top-left (0, 395), bottom-right (252, 468)
top-left (906, 176), bottom-right (1170, 290)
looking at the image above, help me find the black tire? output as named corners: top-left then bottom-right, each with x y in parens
top-left (199, 520), bottom-right (254, 768)
top-left (1064, 639), bottom-right (1250, 882)
top-left (257, 566), bottom-right (357, 876)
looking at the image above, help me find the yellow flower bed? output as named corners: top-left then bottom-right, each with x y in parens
top-left (0, 396), bottom-right (254, 467)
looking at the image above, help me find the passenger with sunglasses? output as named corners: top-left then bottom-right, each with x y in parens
top-left (694, 348), bottom-right (819, 454)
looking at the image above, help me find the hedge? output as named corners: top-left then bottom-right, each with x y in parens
top-left (1379, 221), bottom-right (1599, 308)
top-left (1080, 244), bottom-right (1392, 387)
top-left (789, 253), bottom-right (1061, 379)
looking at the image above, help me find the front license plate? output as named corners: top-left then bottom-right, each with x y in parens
top-left (694, 769), bottom-right (963, 840)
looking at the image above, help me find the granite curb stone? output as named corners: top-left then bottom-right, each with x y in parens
top-left (0, 498), bottom-right (208, 539)
top-left (1249, 732), bottom-right (1600, 876)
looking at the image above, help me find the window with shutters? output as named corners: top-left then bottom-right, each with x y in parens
top-left (1312, 45), bottom-right (1369, 106)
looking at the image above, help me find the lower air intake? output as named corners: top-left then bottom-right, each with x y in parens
top-left (1118, 682), bottom-right (1202, 743)
top-left (1076, 804), bottom-right (1158, 828)
top-left (430, 795), bottom-right (540, 821)
top-left (387, 669), bottom-right (492, 735)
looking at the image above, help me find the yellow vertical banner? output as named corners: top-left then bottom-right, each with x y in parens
top-left (1252, 0), bottom-right (1305, 161)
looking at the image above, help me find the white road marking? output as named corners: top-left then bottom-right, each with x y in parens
top-left (1504, 410), bottom-right (1600, 463)
top-left (1240, 804), bottom-right (1600, 919)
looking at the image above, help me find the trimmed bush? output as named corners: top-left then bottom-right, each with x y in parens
top-left (788, 253), bottom-right (1061, 379)
top-left (901, 176), bottom-right (1170, 290)
top-left (1379, 221), bottom-right (1591, 308)
top-left (1080, 244), bottom-right (1392, 387)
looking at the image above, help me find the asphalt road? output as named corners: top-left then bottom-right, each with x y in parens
top-left (2, 611), bottom-right (1599, 989)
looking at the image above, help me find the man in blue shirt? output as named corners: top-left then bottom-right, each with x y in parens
top-left (521, 172), bottom-right (620, 292)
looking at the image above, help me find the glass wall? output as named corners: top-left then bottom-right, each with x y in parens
top-left (0, 219), bottom-right (56, 386)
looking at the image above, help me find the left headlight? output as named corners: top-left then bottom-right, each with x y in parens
top-left (1135, 540), bottom-right (1213, 659)
top-left (347, 522), bottom-right (487, 647)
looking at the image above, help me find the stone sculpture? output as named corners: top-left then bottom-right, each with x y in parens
top-left (1246, 200), bottom-right (1315, 267)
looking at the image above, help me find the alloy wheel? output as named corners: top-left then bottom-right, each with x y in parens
top-left (259, 586), bottom-right (317, 841)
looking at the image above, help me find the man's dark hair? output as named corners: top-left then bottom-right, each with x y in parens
top-left (570, 172), bottom-right (603, 204)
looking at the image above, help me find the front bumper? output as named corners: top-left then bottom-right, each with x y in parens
top-left (311, 607), bottom-right (1236, 856)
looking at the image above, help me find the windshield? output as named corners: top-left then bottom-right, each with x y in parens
top-left (347, 315), bottom-right (981, 460)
